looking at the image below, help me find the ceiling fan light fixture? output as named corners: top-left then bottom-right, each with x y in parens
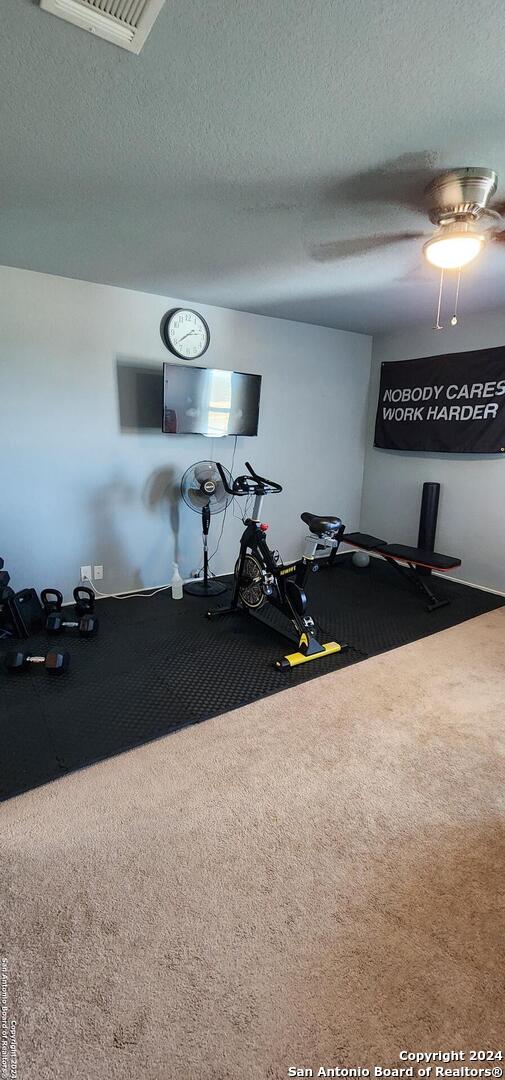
top-left (423, 221), bottom-right (486, 270)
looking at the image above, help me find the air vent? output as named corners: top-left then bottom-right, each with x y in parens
top-left (39, 0), bottom-right (166, 53)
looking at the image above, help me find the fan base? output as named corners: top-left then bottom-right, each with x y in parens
top-left (184, 578), bottom-right (228, 597)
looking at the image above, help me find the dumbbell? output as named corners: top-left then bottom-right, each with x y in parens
top-left (5, 650), bottom-right (70, 674)
top-left (46, 613), bottom-right (99, 637)
top-left (73, 586), bottom-right (95, 616)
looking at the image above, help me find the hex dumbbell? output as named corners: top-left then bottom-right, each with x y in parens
top-left (46, 613), bottom-right (99, 637)
top-left (5, 650), bottom-right (70, 674)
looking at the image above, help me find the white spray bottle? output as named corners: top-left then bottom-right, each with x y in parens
top-left (171, 562), bottom-right (184, 600)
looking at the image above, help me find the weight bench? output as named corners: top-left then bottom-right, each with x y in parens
top-left (343, 532), bottom-right (461, 611)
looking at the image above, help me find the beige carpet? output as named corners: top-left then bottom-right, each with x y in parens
top-left (2, 608), bottom-right (505, 1080)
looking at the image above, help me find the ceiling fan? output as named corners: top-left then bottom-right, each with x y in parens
top-left (308, 167), bottom-right (505, 271)
top-left (307, 166), bottom-right (505, 328)
top-left (420, 168), bottom-right (505, 269)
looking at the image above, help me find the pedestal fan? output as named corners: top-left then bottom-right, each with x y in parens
top-left (181, 461), bottom-right (234, 596)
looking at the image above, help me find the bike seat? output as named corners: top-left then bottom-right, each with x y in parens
top-left (301, 512), bottom-right (343, 538)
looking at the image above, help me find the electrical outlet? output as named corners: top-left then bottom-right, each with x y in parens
top-left (94, 565), bottom-right (103, 580)
top-left (80, 565), bottom-right (92, 582)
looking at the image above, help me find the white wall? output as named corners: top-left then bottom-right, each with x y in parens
top-left (0, 266), bottom-right (371, 600)
top-left (360, 310), bottom-right (505, 593)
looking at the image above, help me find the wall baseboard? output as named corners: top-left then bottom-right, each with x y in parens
top-left (431, 570), bottom-right (505, 598)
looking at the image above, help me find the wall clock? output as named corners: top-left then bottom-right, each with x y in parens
top-left (161, 308), bottom-right (210, 360)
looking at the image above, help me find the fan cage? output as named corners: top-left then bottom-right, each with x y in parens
top-left (181, 461), bottom-right (233, 515)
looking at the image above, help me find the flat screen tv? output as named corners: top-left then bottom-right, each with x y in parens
top-left (162, 363), bottom-right (261, 437)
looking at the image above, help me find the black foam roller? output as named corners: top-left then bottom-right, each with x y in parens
top-left (417, 482), bottom-right (440, 576)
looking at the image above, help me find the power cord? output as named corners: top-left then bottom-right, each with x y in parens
top-left (81, 440), bottom-right (240, 597)
top-left (81, 577), bottom-right (172, 601)
top-left (206, 436), bottom-right (238, 570)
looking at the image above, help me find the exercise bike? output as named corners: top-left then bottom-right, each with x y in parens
top-left (207, 462), bottom-right (346, 669)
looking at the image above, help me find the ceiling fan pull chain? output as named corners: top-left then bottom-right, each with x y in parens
top-left (434, 268), bottom-right (445, 330)
top-left (451, 268), bottom-right (462, 326)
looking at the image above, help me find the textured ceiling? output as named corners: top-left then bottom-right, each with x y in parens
top-left (3, 0), bottom-right (505, 333)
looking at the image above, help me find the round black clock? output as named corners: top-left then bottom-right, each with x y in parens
top-left (161, 309), bottom-right (210, 360)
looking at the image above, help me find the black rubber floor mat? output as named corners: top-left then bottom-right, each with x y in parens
top-left (1, 556), bottom-right (503, 800)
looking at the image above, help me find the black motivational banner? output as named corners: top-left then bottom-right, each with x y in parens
top-left (374, 346), bottom-right (505, 453)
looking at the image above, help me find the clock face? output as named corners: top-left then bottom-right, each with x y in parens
top-left (162, 309), bottom-right (210, 360)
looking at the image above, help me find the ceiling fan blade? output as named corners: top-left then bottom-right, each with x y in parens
top-left (308, 153), bottom-right (437, 216)
top-left (361, 154), bottom-right (437, 210)
top-left (399, 263), bottom-right (434, 283)
top-left (491, 229), bottom-right (505, 243)
top-left (307, 231), bottom-right (425, 263)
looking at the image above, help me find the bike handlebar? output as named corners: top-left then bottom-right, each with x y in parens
top-left (216, 461), bottom-right (283, 497)
top-left (244, 462), bottom-right (283, 493)
top-left (216, 461), bottom-right (235, 494)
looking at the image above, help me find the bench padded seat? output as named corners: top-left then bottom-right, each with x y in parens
top-left (345, 533), bottom-right (461, 572)
top-left (344, 532), bottom-right (387, 550)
